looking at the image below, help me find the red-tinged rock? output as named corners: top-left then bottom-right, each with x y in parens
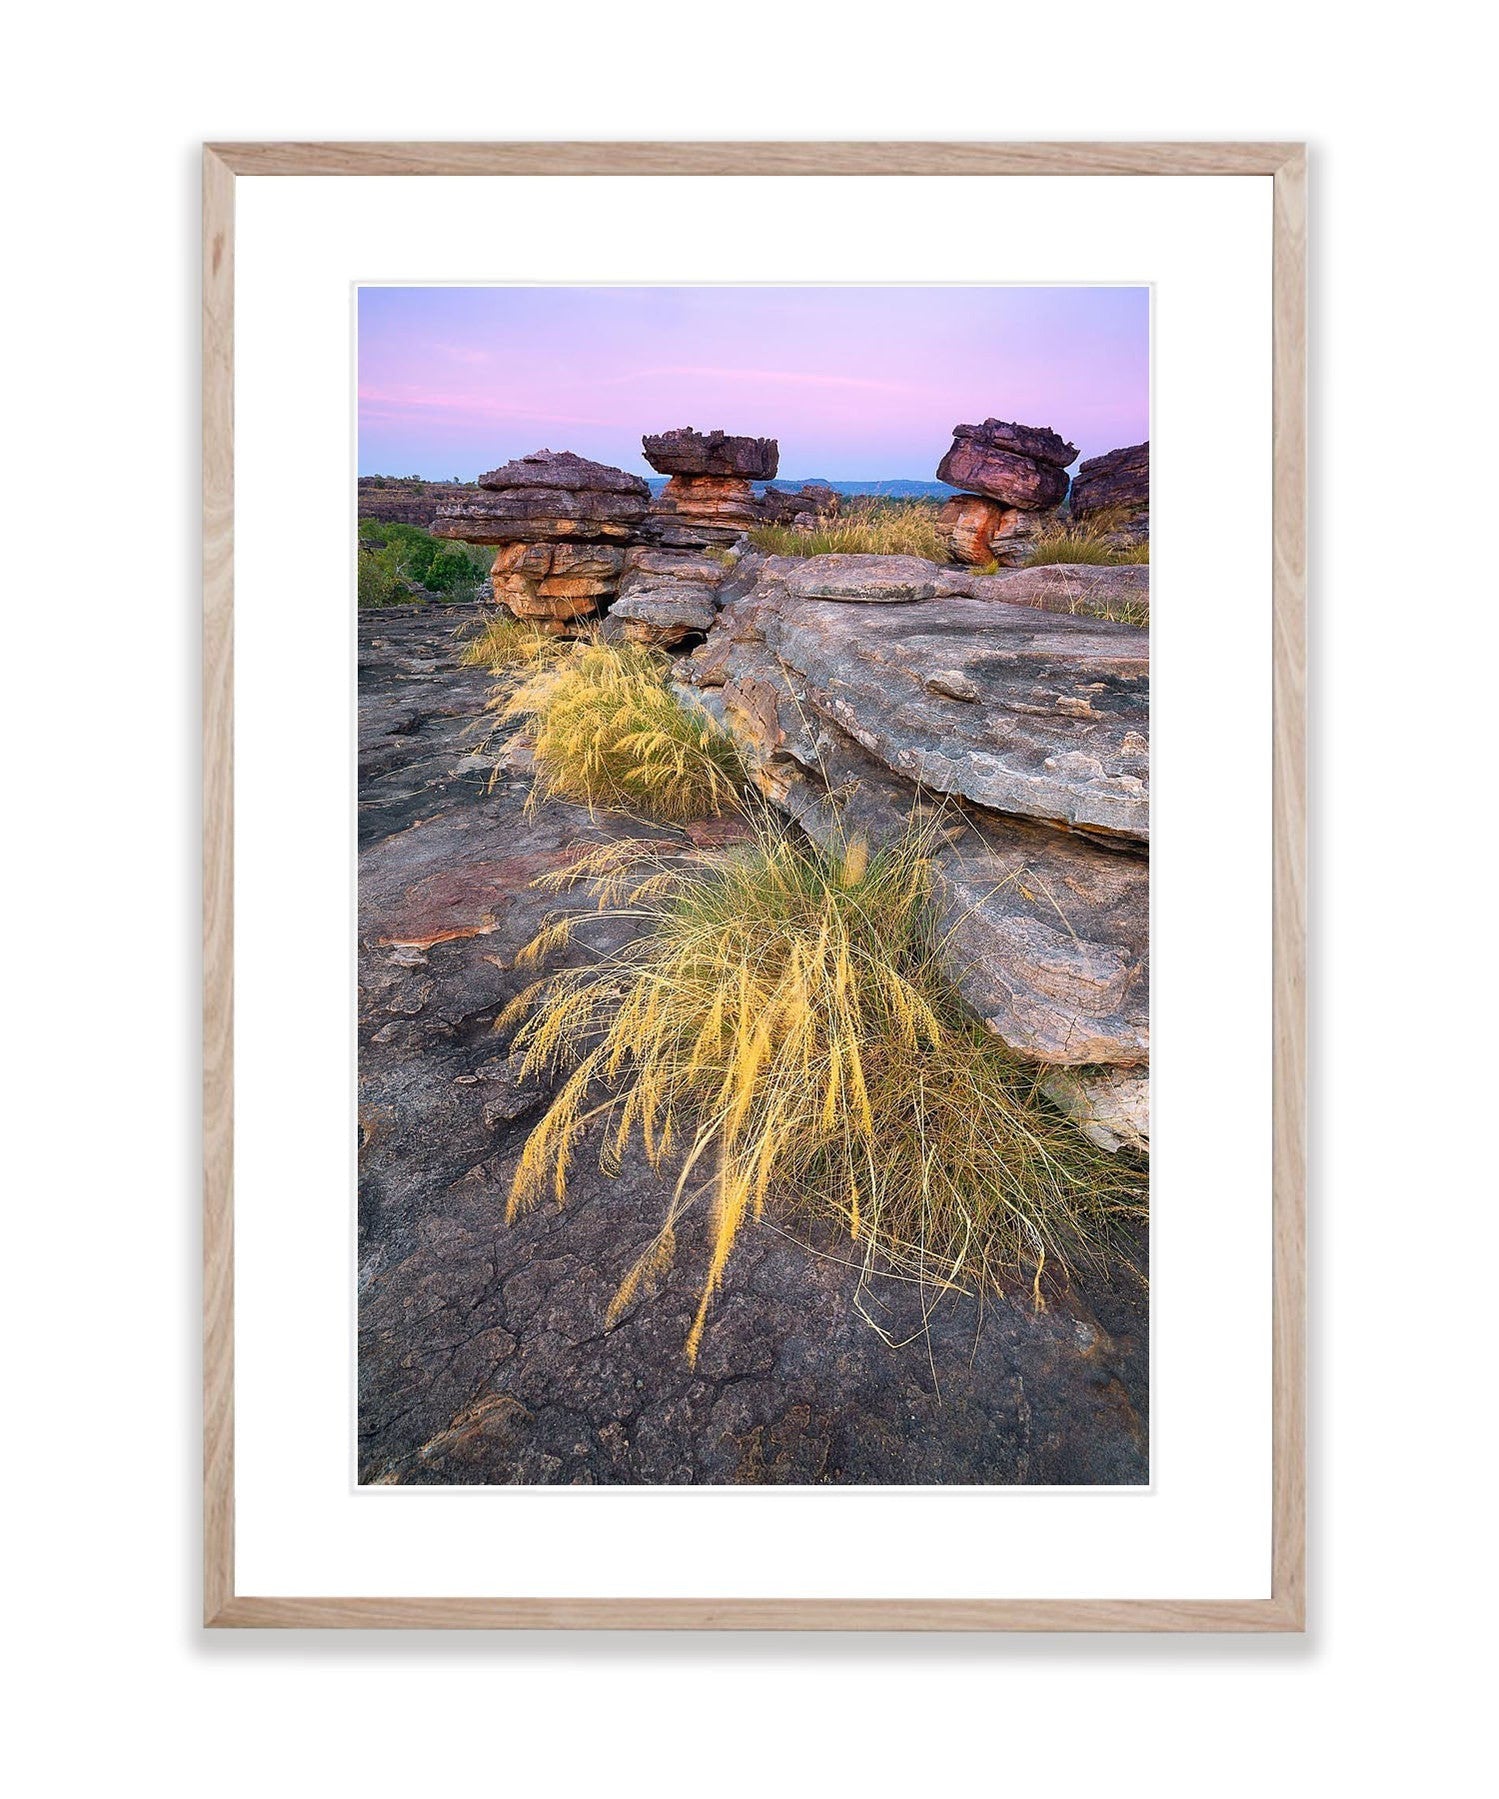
top-left (936, 494), bottom-right (1011, 564)
top-left (936, 436), bottom-right (1070, 510)
top-left (619, 546), bottom-right (728, 593)
top-left (651, 474), bottom-right (764, 527)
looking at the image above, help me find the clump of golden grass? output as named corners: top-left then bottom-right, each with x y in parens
top-left (499, 813), bottom-right (1145, 1363)
top-left (748, 498), bottom-right (947, 563)
top-left (1023, 507), bottom-right (1151, 570)
top-left (495, 638), bottom-right (745, 822)
top-left (456, 611), bottom-right (571, 673)
top-left (1060, 584), bottom-right (1150, 629)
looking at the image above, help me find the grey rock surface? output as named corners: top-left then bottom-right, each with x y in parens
top-left (777, 553), bottom-right (940, 603)
top-left (680, 584), bottom-right (1149, 841)
top-left (934, 562), bottom-right (1150, 620)
top-left (678, 645), bottom-right (1148, 1068)
top-left (610, 585), bottom-right (720, 645)
top-left (619, 546), bottom-right (728, 593)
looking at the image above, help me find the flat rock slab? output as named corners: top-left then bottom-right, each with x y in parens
top-left (936, 562), bottom-right (1150, 621)
top-left (478, 449), bottom-right (649, 497)
top-left (643, 427), bottom-right (779, 479)
top-left (610, 585), bottom-right (719, 644)
top-left (684, 582), bottom-right (1149, 841)
top-left (357, 605), bottom-right (1148, 1485)
top-left (777, 553), bottom-right (939, 603)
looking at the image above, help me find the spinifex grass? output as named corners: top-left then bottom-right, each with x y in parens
top-left (494, 638), bottom-right (745, 822)
top-left (499, 812), bottom-right (1145, 1363)
top-left (747, 498), bottom-right (947, 563)
top-left (456, 612), bottom-right (570, 674)
top-left (1023, 508), bottom-right (1151, 572)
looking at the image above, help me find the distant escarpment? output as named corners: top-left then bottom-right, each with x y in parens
top-left (359, 477), bottom-right (478, 529)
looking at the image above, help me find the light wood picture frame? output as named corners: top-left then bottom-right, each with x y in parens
top-left (203, 140), bottom-right (1306, 1631)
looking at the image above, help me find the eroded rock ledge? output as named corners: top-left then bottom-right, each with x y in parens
top-left (675, 551), bottom-right (1151, 1151)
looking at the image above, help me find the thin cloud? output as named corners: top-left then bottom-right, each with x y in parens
top-left (599, 365), bottom-right (919, 396)
top-left (357, 387), bottom-right (610, 428)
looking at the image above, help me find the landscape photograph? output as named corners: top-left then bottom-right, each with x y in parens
top-left (356, 284), bottom-right (1152, 1486)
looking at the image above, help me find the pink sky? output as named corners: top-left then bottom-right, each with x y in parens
top-left (358, 286), bottom-right (1148, 482)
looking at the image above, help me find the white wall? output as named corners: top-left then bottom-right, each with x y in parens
top-left (5, 4), bottom-right (1491, 1794)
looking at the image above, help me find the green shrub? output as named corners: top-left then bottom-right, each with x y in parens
top-left (357, 543), bottom-right (409, 608)
top-left (356, 523), bottom-right (488, 605)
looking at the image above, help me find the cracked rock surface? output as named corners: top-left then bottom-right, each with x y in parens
top-left (358, 604), bottom-right (1149, 1485)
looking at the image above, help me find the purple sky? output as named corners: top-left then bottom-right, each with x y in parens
top-left (358, 286), bottom-right (1149, 482)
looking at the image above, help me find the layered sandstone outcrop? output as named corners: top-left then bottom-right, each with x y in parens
top-left (431, 450), bottom-right (651, 631)
top-left (642, 427), bottom-right (776, 550)
top-left (1070, 441), bottom-right (1150, 547)
top-left (675, 551), bottom-right (1150, 1152)
top-left (935, 418), bottom-right (1079, 566)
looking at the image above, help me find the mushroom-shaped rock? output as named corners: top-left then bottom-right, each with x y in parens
top-left (478, 448), bottom-right (650, 497)
top-left (642, 427), bottom-right (779, 480)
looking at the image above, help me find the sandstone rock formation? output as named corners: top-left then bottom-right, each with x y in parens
top-left (642, 426), bottom-right (779, 480)
top-left (432, 450), bottom-right (651, 631)
top-left (936, 495), bottom-right (1051, 567)
top-left (1070, 441), bottom-right (1150, 547)
top-left (489, 541), bottom-right (626, 625)
top-left (935, 418), bottom-right (1079, 566)
top-left (432, 449), bottom-right (650, 545)
top-left (358, 603), bottom-right (1148, 1483)
top-left (642, 427), bottom-right (776, 550)
top-left (937, 418), bottom-right (1076, 509)
top-left (610, 585), bottom-right (720, 646)
top-left (761, 482), bottom-right (840, 530)
top-left (674, 550), bottom-right (1150, 1149)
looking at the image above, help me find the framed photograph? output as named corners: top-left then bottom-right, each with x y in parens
top-left (204, 141), bottom-right (1305, 1629)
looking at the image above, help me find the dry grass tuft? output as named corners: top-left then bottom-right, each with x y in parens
top-left (456, 612), bottom-right (571, 674)
top-left (495, 638), bottom-right (745, 822)
top-left (500, 811), bottom-right (1145, 1363)
top-left (1023, 507), bottom-right (1150, 569)
top-left (748, 498), bottom-right (947, 563)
